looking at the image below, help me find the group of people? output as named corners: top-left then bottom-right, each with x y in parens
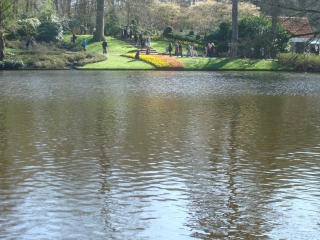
top-left (121, 27), bottom-right (133, 39)
top-left (80, 24), bottom-right (88, 35)
top-left (80, 37), bottom-right (108, 54)
top-left (133, 33), bottom-right (151, 50)
top-left (80, 24), bottom-right (96, 35)
top-left (203, 42), bottom-right (215, 57)
top-left (167, 42), bottom-right (200, 58)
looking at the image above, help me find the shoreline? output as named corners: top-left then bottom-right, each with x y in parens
top-left (1, 67), bottom-right (317, 73)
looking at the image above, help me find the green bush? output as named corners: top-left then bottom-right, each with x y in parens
top-left (6, 40), bottom-right (25, 49)
top-left (0, 57), bottom-right (25, 69)
top-left (216, 41), bottom-right (228, 54)
top-left (163, 26), bottom-right (173, 37)
top-left (278, 53), bottom-right (320, 71)
top-left (37, 21), bottom-right (63, 42)
top-left (189, 30), bottom-right (194, 36)
top-left (5, 18), bottom-right (41, 40)
top-left (196, 35), bottom-right (201, 40)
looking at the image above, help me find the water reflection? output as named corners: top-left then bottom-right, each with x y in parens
top-left (0, 71), bottom-right (320, 239)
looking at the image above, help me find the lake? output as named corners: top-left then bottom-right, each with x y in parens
top-left (0, 70), bottom-right (320, 239)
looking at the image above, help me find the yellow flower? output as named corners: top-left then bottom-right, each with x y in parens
top-left (122, 53), bottom-right (184, 68)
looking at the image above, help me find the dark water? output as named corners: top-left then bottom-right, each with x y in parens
top-left (0, 70), bottom-right (320, 240)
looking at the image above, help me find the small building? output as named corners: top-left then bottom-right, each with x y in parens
top-left (268, 16), bottom-right (315, 53)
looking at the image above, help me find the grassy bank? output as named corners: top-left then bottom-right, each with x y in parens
top-left (2, 34), bottom-right (291, 71)
top-left (72, 35), bottom-right (288, 71)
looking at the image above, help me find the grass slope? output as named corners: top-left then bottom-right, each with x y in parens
top-left (81, 55), bottom-right (155, 69)
top-left (65, 35), bottom-right (288, 71)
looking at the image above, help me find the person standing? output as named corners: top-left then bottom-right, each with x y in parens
top-left (134, 33), bottom-right (138, 46)
top-left (82, 38), bottom-right (87, 51)
top-left (102, 40), bottom-right (108, 54)
top-left (127, 27), bottom-right (131, 39)
top-left (80, 24), bottom-right (84, 34)
top-left (147, 36), bottom-right (151, 47)
top-left (168, 43), bottom-right (173, 57)
top-left (193, 44), bottom-right (198, 57)
top-left (71, 33), bottom-right (77, 44)
top-left (135, 50), bottom-right (140, 60)
top-left (186, 43), bottom-right (192, 57)
top-left (139, 33), bottom-right (143, 45)
top-left (202, 45), bottom-right (207, 58)
top-left (26, 37), bottom-right (30, 49)
top-left (178, 43), bottom-right (183, 57)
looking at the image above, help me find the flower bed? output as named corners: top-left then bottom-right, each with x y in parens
top-left (123, 53), bottom-right (184, 69)
top-left (157, 55), bottom-right (185, 68)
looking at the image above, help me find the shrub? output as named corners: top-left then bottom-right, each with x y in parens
top-left (278, 53), bottom-right (320, 71)
top-left (196, 35), bottom-right (201, 40)
top-left (6, 40), bottom-right (25, 49)
top-left (163, 26), bottom-right (173, 37)
top-left (0, 57), bottom-right (25, 69)
top-left (61, 18), bottom-right (80, 33)
top-left (5, 18), bottom-right (41, 40)
top-left (37, 21), bottom-right (63, 42)
top-left (189, 30), bottom-right (194, 36)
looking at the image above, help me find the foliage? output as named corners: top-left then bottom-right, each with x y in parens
top-left (5, 18), bottom-right (41, 40)
top-left (0, 56), bottom-right (25, 69)
top-left (277, 53), bottom-right (320, 71)
top-left (61, 18), bottom-right (80, 33)
top-left (186, 1), bottom-right (260, 34)
top-left (105, 9), bottom-right (121, 36)
top-left (163, 26), bottom-right (173, 36)
top-left (179, 57), bottom-right (283, 70)
top-left (165, 30), bottom-right (204, 45)
top-left (37, 21), bottom-right (63, 42)
top-left (204, 16), bottom-right (289, 57)
top-left (204, 22), bottom-right (231, 53)
top-left (76, 53), bottom-right (107, 66)
top-left (5, 39), bottom-right (25, 49)
top-left (189, 30), bottom-right (194, 36)
top-left (237, 16), bottom-right (290, 58)
top-left (152, 2), bottom-right (181, 30)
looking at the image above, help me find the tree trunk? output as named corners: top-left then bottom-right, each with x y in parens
top-left (26, 0), bottom-right (29, 13)
top-left (0, 32), bottom-right (5, 61)
top-left (271, 0), bottom-right (280, 36)
top-left (231, 0), bottom-right (238, 57)
top-left (66, 0), bottom-right (72, 18)
top-left (54, 0), bottom-right (59, 14)
top-left (94, 0), bottom-right (105, 42)
top-left (13, 0), bottom-right (19, 16)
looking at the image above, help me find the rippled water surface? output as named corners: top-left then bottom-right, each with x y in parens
top-left (0, 70), bottom-right (320, 239)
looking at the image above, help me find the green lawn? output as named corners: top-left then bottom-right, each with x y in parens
top-left (65, 35), bottom-right (289, 71)
top-left (79, 55), bottom-right (155, 69)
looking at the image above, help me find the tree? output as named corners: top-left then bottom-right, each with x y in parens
top-left (0, 0), bottom-right (13, 61)
top-left (93, 0), bottom-right (105, 41)
top-left (187, 0), bottom-right (259, 34)
top-left (255, 0), bottom-right (320, 36)
top-left (231, 0), bottom-right (238, 57)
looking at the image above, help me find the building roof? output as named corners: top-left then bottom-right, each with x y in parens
top-left (267, 16), bottom-right (314, 39)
